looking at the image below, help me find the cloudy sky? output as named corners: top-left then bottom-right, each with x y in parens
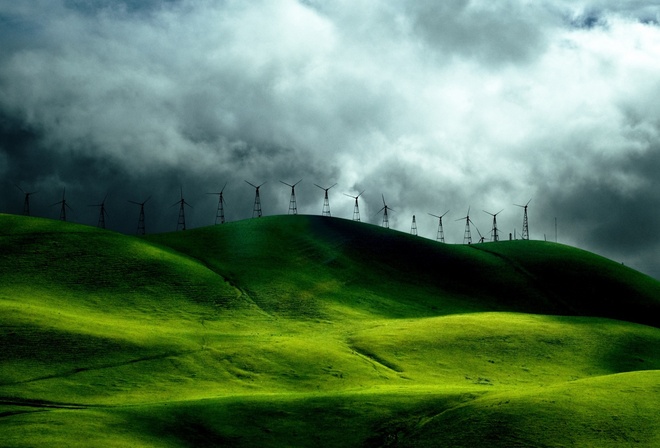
top-left (1, 0), bottom-right (660, 278)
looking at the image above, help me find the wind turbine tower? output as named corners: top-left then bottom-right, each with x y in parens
top-left (428, 210), bottom-right (449, 243)
top-left (456, 207), bottom-right (473, 244)
top-left (172, 187), bottom-right (192, 231)
top-left (410, 215), bottom-right (418, 236)
top-left (484, 209), bottom-right (503, 242)
top-left (344, 190), bottom-right (365, 222)
top-left (128, 197), bottom-right (150, 235)
top-left (315, 183), bottom-right (337, 217)
top-left (52, 188), bottom-right (72, 221)
top-left (280, 179), bottom-right (302, 215)
top-left (207, 183), bottom-right (228, 224)
top-left (15, 183), bottom-right (36, 216)
top-left (89, 194), bottom-right (109, 229)
top-left (514, 199), bottom-right (531, 240)
top-left (377, 195), bottom-right (394, 228)
top-left (246, 181), bottom-right (266, 218)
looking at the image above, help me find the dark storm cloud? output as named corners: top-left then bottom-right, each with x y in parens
top-left (1, 0), bottom-right (660, 278)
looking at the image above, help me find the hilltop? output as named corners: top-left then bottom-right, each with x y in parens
top-left (1, 213), bottom-right (659, 447)
top-left (146, 215), bottom-right (660, 326)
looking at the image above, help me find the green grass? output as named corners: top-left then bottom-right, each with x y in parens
top-left (1, 213), bottom-right (659, 446)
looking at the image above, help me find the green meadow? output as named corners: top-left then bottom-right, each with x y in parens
top-left (1, 213), bottom-right (659, 447)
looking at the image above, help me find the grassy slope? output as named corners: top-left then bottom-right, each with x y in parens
top-left (1, 213), bottom-right (659, 447)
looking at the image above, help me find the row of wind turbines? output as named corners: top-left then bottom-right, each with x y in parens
top-left (13, 182), bottom-right (531, 243)
top-left (249, 180), bottom-right (531, 244)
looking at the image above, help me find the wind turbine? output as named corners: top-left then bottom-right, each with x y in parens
top-left (89, 194), bottom-right (109, 229)
top-left (315, 183), bottom-right (337, 217)
top-left (280, 179), bottom-right (302, 215)
top-left (207, 182), bottom-right (228, 224)
top-left (344, 190), bottom-right (365, 222)
top-left (171, 187), bottom-right (192, 231)
top-left (410, 215), bottom-right (418, 236)
top-left (128, 196), bottom-right (151, 235)
top-left (377, 194), bottom-right (394, 228)
top-left (474, 223), bottom-right (487, 243)
top-left (246, 180), bottom-right (266, 218)
top-left (51, 188), bottom-right (72, 222)
top-left (14, 183), bottom-right (37, 216)
top-left (514, 199), bottom-right (531, 240)
top-left (428, 210), bottom-right (449, 243)
top-left (455, 207), bottom-right (473, 244)
top-left (483, 209), bottom-right (503, 242)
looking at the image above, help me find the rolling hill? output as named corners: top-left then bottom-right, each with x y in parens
top-left (1, 213), bottom-right (659, 447)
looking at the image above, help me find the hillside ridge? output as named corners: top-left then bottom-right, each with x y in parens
top-left (146, 214), bottom-right (660, 327)
top-left (2, 213), bottom-right (660, 447)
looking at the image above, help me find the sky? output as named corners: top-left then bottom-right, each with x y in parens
top-left (1, 0), bottom-right (660, 278)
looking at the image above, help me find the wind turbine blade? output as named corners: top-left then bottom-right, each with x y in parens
top-left (221, 182), bottom-right (227, 193)
top-left (245, 180), bottom-right (257, 188)
top-left (328, 183), bottom-right (337, 190)
top-left (314, 183), bottom-right (324, 190)
top-left (14, 183), bottom-right (25, 193)
top-left (294, 179), bottom-right (303, 186)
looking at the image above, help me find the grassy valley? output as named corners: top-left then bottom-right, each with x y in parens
top-left (1, 213), bottom-right (659, 446)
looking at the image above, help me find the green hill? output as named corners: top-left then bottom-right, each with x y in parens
top-left (1, 213), bottom-right (659, 447)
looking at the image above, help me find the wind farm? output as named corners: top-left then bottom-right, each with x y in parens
top-left (0, 180), bottom-right (579, 245)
